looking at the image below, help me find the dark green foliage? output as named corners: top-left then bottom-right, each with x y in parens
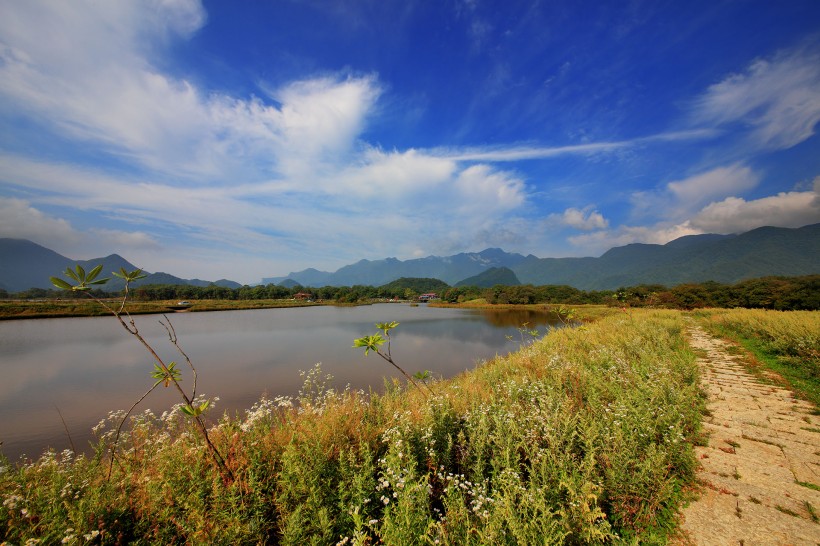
top-left (380, 277), bottom-right (451, 293)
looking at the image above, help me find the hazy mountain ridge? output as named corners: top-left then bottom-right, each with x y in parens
top-left (514, 225), bottom-right (820, 289)
top-left (266, 248), bottom-right (528, 287)
top-left (455, 267), bottom-right (521, 288)
top-left (0, 239), bottom-right (241, 293)
top-left (268, 224), bottom-right (820, 290)
top-left (2, 223), bottom-right (818, 293)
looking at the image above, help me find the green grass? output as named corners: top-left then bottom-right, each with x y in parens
top-left (694, 309), bottom-right (820, 406)
top-left (1, 309), bottom-right (703, 544)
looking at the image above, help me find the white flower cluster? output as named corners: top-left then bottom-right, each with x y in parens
top-left (436, 468), bottom-right (495, 520)
top-left (3, 493), bottom-right (23, 510)
top-left (240, 396), bottom-right (294, 432)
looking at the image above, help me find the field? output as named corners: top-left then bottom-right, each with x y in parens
top-left (1, 307), bottom-right (707, 544)
top-left (0, 298), bottom-right (319, 320)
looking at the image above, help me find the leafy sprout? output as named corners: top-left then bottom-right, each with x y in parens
top-left (112, 267), bottom-right (148, 283)
top-left (151, 361), bottom-right (181, 388)
top-left (50, 264), bottom-right (110, 292)
top-left (353, 321), bottom-right (433, 396)
top-left (352, 334), bottom-right (386, 356)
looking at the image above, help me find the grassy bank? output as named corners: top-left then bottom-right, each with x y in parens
top-left (1, 309), bottom-right (702, 544)
top-left (0, 298), bottom-right (321, 320)
top-left (694, 308), bottom-right (820, 406)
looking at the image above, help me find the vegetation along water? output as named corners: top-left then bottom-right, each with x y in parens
top-left (1, 306), bottom-right (713, 544)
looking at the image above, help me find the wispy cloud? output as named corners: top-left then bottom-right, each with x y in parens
top-left (430, 129), bottom-right (714, 162)
top-left (691, 40), bottom-right (820, 150)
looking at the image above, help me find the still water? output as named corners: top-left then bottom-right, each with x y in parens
top-left (0, 304), bottom-right (560, 460)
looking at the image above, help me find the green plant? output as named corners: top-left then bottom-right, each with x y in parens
top-left (505, 322), bottom-right (541, 348)
top-left (353, 321), bottom-right (433, 395)
top-left (50, 265), bottom-right (232, 482)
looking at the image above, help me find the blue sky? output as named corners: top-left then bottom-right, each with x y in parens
top-left (1, 0), bottom-right (819, 284)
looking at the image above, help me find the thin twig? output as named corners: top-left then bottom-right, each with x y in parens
top-left (376, 334), bottom-right (433, 396)
top-left (161, 315), bottom-right (197, 398)
top-left (106, 381), bottom-right (162, 480)
top-left (55, 405), bottom-right (76, 454)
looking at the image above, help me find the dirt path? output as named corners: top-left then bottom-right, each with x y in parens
top-left (677, 325), bottom-right (820, 545)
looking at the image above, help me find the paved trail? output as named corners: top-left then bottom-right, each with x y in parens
top-left (677, 325), bottom-right (820, 545)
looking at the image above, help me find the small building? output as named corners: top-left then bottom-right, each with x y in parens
top-left (293, 292), bottom-right (313, 300)
top-left (418, 292), bottom-right (438, 302)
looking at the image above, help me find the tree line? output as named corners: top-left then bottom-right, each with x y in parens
top-left (3, 274), bottom-right (818, 311)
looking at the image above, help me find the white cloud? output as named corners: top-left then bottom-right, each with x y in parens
top-left (690, 178), bottom-right (820, 233)
top-left (0, 0), bottom-right (383, 181)
top-left (0, 198), bottom-right (80, 246)
top-left (549, 207), bottom-right (609, 231)
top-left (88, 228), bottom-right (159, 251)
top-left (266, 76), bottom-right (382, 177)
top-left (569, 176), bottom-right (820, 256)
top-left (666, 164), bottom-right (758, 205)
top-left (692, 42), bottom-right (820, 150)
top-left (332, 148), bottom-right (455, 200)
top-left (569, 223), bottom-right (701, 255)
top-left (0, 197), bottom-right (158, 257)
top-left (453, 165), bottom-right (526, 212)
top-left (632, 163), bottom-right (760, 222)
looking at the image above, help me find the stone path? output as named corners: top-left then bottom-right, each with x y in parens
top-left (677, 325), bottom-right (820, 545)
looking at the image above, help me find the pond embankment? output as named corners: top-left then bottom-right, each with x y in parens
top-left (2, 309), bottom-right (705, 544)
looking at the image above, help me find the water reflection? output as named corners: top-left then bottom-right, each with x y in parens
top-left (0, 305), bottom-right (562, 460)
top-left (478, 308), bottom-right (559, 328)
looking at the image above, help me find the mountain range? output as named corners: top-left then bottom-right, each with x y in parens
top-left (0, 238), bottom-right (241, 293)
top-left (2, 223), bottom-right (819, 293)
top-left (265, 223), bottom-right (820, 290)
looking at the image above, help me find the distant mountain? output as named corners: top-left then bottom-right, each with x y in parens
top-left (262, 268), bottom-right (333, 287)
top-left (261, 223), bottom-right (820, 290)
top-left (513, 224), bottom-right (820, 289)
top-left (267, 248), bottom-right (528, 287)
top-left (277, 278), bottom-right (303, 289)
top-left (0, 238), bottom-right (79, 292)
top-left (456, 267), bottom-right (521, 288)
top-left (4, 223), bottom-right (819, 294)
top-left (142, 272), bottom-right (241, 289)
top-left (0, 239), bottom-right (242, 293)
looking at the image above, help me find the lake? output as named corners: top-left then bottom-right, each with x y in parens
top-left (0, 304), bottom-right (561, 461)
